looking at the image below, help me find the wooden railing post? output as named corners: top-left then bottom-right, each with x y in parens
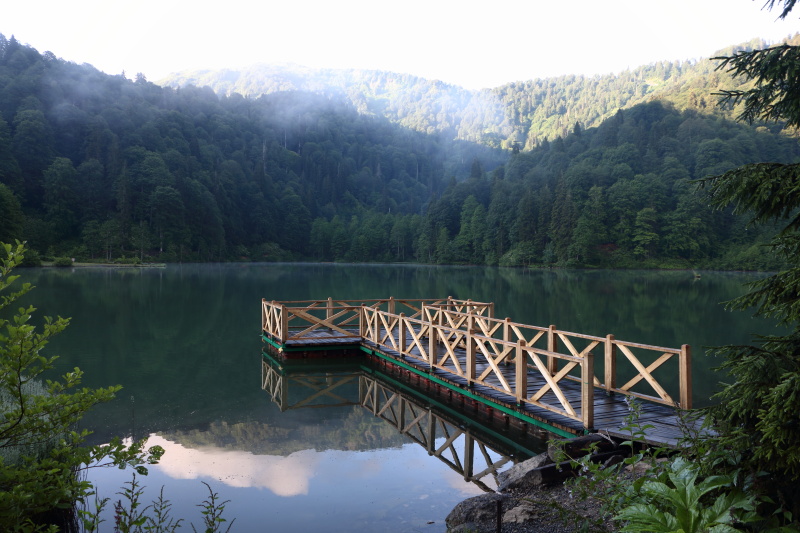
top-left (327, 297), bottom-right (333, 321)
top-left (582, 350), bottom-right (595, 430)
top-left (388, 296), bottom-right (396, 315)
top-left (280, 304), bottom-right (288, 343)
top-left (516, 341), bottom-right (527, 404)
top-left (261, 299), bottom-right (267, 333)
top-left (679, 344), bottom-right (692, 409)
top-left (398, 313), bottom-right (406, 353)
top-left (605, 334), bottom-right (616, 393)
top-left (466, 313), bottom-right (475, 385)
top-left (359, 305), bottom-right (366, 338)
top-left (428, 323), bottom-right (437, 369)
top-left (488, 302), bottom-right (495, 319)
top-left (547, 325), bottom-right (558, 376)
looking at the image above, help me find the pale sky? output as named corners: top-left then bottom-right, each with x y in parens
top-left (1, 0), bottom-right (798, 89)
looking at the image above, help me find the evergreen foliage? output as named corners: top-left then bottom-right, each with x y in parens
top-left (694, 0), bottom-right (800, 522)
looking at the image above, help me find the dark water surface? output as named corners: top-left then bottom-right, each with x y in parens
top-left (16, 263), bottom-right (779, 531)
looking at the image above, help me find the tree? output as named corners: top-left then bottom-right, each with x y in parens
top-left (0, 185), bottom-right (23, 244)
top-left (699, 0), bottom-right (800, 521)
top-left (43, 158), bottom-right (80, 240)
top-left (0, 242), bottom-right (162, 530)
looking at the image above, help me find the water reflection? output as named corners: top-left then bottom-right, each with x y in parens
top-left (140, 436), bottom-right (320, 496)
top-left (14, 264), bottom-right (781, 530)
top-left (261, 353), bottom-right (548, 492)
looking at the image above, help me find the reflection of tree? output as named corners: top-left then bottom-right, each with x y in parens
top-left (163, 409), bottom-right (406, 455)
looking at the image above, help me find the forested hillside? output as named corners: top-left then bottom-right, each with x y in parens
top-left (0, 34), bottom-right (503, 262)
top-left (407, 101), bottom-right (800, 270)
top-left (1, 33), bottom-right (799, 269)
top-left (162, 36), bottom-right (800, 151)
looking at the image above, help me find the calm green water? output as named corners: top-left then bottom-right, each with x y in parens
top-left (15, 263), bottom-right (779, 531)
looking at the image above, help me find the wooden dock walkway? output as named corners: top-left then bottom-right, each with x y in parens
top-left (261, 297), bottom-right (695, 447)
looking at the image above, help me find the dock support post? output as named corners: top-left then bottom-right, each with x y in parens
top-left (428, 321), bottom-right (438, 370)
top-left (280, 304), bottom-right (288, 343)
top-left (516, 341), bottom-right (528, 404)
top-left (463, 433), bottom-right (474, 481)
top-left (388, 296), bottom-right (396, 315)
top-left (261, 299), bottom-right (267, 335)
top-left (547, 325), bottom-right (558, 376)
top-left (582, 350), bottom-right (595, 430)
top-left (679, 344), bottom-right (692, 409)
top-left (427, 409), bottom-right (435, 454)
top-left (605, 334), bottom-right (616, 394)
top-left (466, 314), bottom-right (475, 385)
top-left (398, 313), bottom-right (406, 353)
top-left (327, 297), bottom-right (333, 321)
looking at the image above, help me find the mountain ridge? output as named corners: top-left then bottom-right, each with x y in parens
top-left (159, 34), bottom-right (799, 150)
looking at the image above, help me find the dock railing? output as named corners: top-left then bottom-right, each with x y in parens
top-left (263, 297), bottom-right (691, 428)
top-left (420, 307), bottom-right (692, 410)
top-left (362, 306), bottom-right (596, 427)
top-left (261, 297), bottom-right (493, 344)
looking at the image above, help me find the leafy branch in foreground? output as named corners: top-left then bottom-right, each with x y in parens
top-left (0, 241), bottom-right (163, 531)
top-left (714, 44), bottom-right (800, 129)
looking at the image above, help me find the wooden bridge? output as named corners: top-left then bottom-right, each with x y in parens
top-left (261, 297), bottom-right (694, 446)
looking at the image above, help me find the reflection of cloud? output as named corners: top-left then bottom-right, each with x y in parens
top-left (441, 467), bottom-right (491, 497)
top-left (146, 435), bottom-right (319, 497)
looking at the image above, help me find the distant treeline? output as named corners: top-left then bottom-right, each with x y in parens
top-left (1, 33), bottom-right (798, 269)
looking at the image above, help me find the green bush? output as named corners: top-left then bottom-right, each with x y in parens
top-left (18, 249), bottom-right (41, 267)
top-left (53, 257), bottom-right (73, 267)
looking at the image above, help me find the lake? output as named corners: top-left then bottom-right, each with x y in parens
top-left (16, 263), bottom-right (779, 531)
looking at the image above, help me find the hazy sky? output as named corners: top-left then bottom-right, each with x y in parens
top-left (1, 0), bottom-right (798, 89)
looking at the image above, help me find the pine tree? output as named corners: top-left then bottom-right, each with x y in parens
top-left (700, 0), bottom-right (800, 520)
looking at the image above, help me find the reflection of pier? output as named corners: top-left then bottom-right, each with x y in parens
top-left (262, 354), bottom-right (542, 490)
top-left (262, 297), bottom-right (696, 446)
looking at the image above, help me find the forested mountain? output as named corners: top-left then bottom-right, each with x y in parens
top-left (1, 32), bottom-right (799, 269)
top-left (161, 36), bottom-right (800, 151)
top-left (409, 101), bottom-right (799, 270)
top-left (0, 34), bottom-right (504, 262)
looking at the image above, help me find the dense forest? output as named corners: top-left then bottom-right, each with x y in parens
top-left (1, 32), bottom-right (799, 269)
top-left (0, 33), bottom-right (503, 263)
top-left (162, 36), bottom-right (799, 150)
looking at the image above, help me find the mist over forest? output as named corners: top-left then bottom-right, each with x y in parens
top-left (1, 32), bottom-right (799, 269)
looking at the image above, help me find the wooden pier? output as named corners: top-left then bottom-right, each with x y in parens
top-left (261, 297), bottom-right (695, 447)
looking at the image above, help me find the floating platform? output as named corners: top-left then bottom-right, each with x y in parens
top-left (261, 297), bottom-right (697, 447)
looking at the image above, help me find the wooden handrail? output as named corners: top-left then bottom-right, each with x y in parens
top-left (263, 297), bottom-right (692, 427)
top-left (415, 307), bottom-right (690, 410)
